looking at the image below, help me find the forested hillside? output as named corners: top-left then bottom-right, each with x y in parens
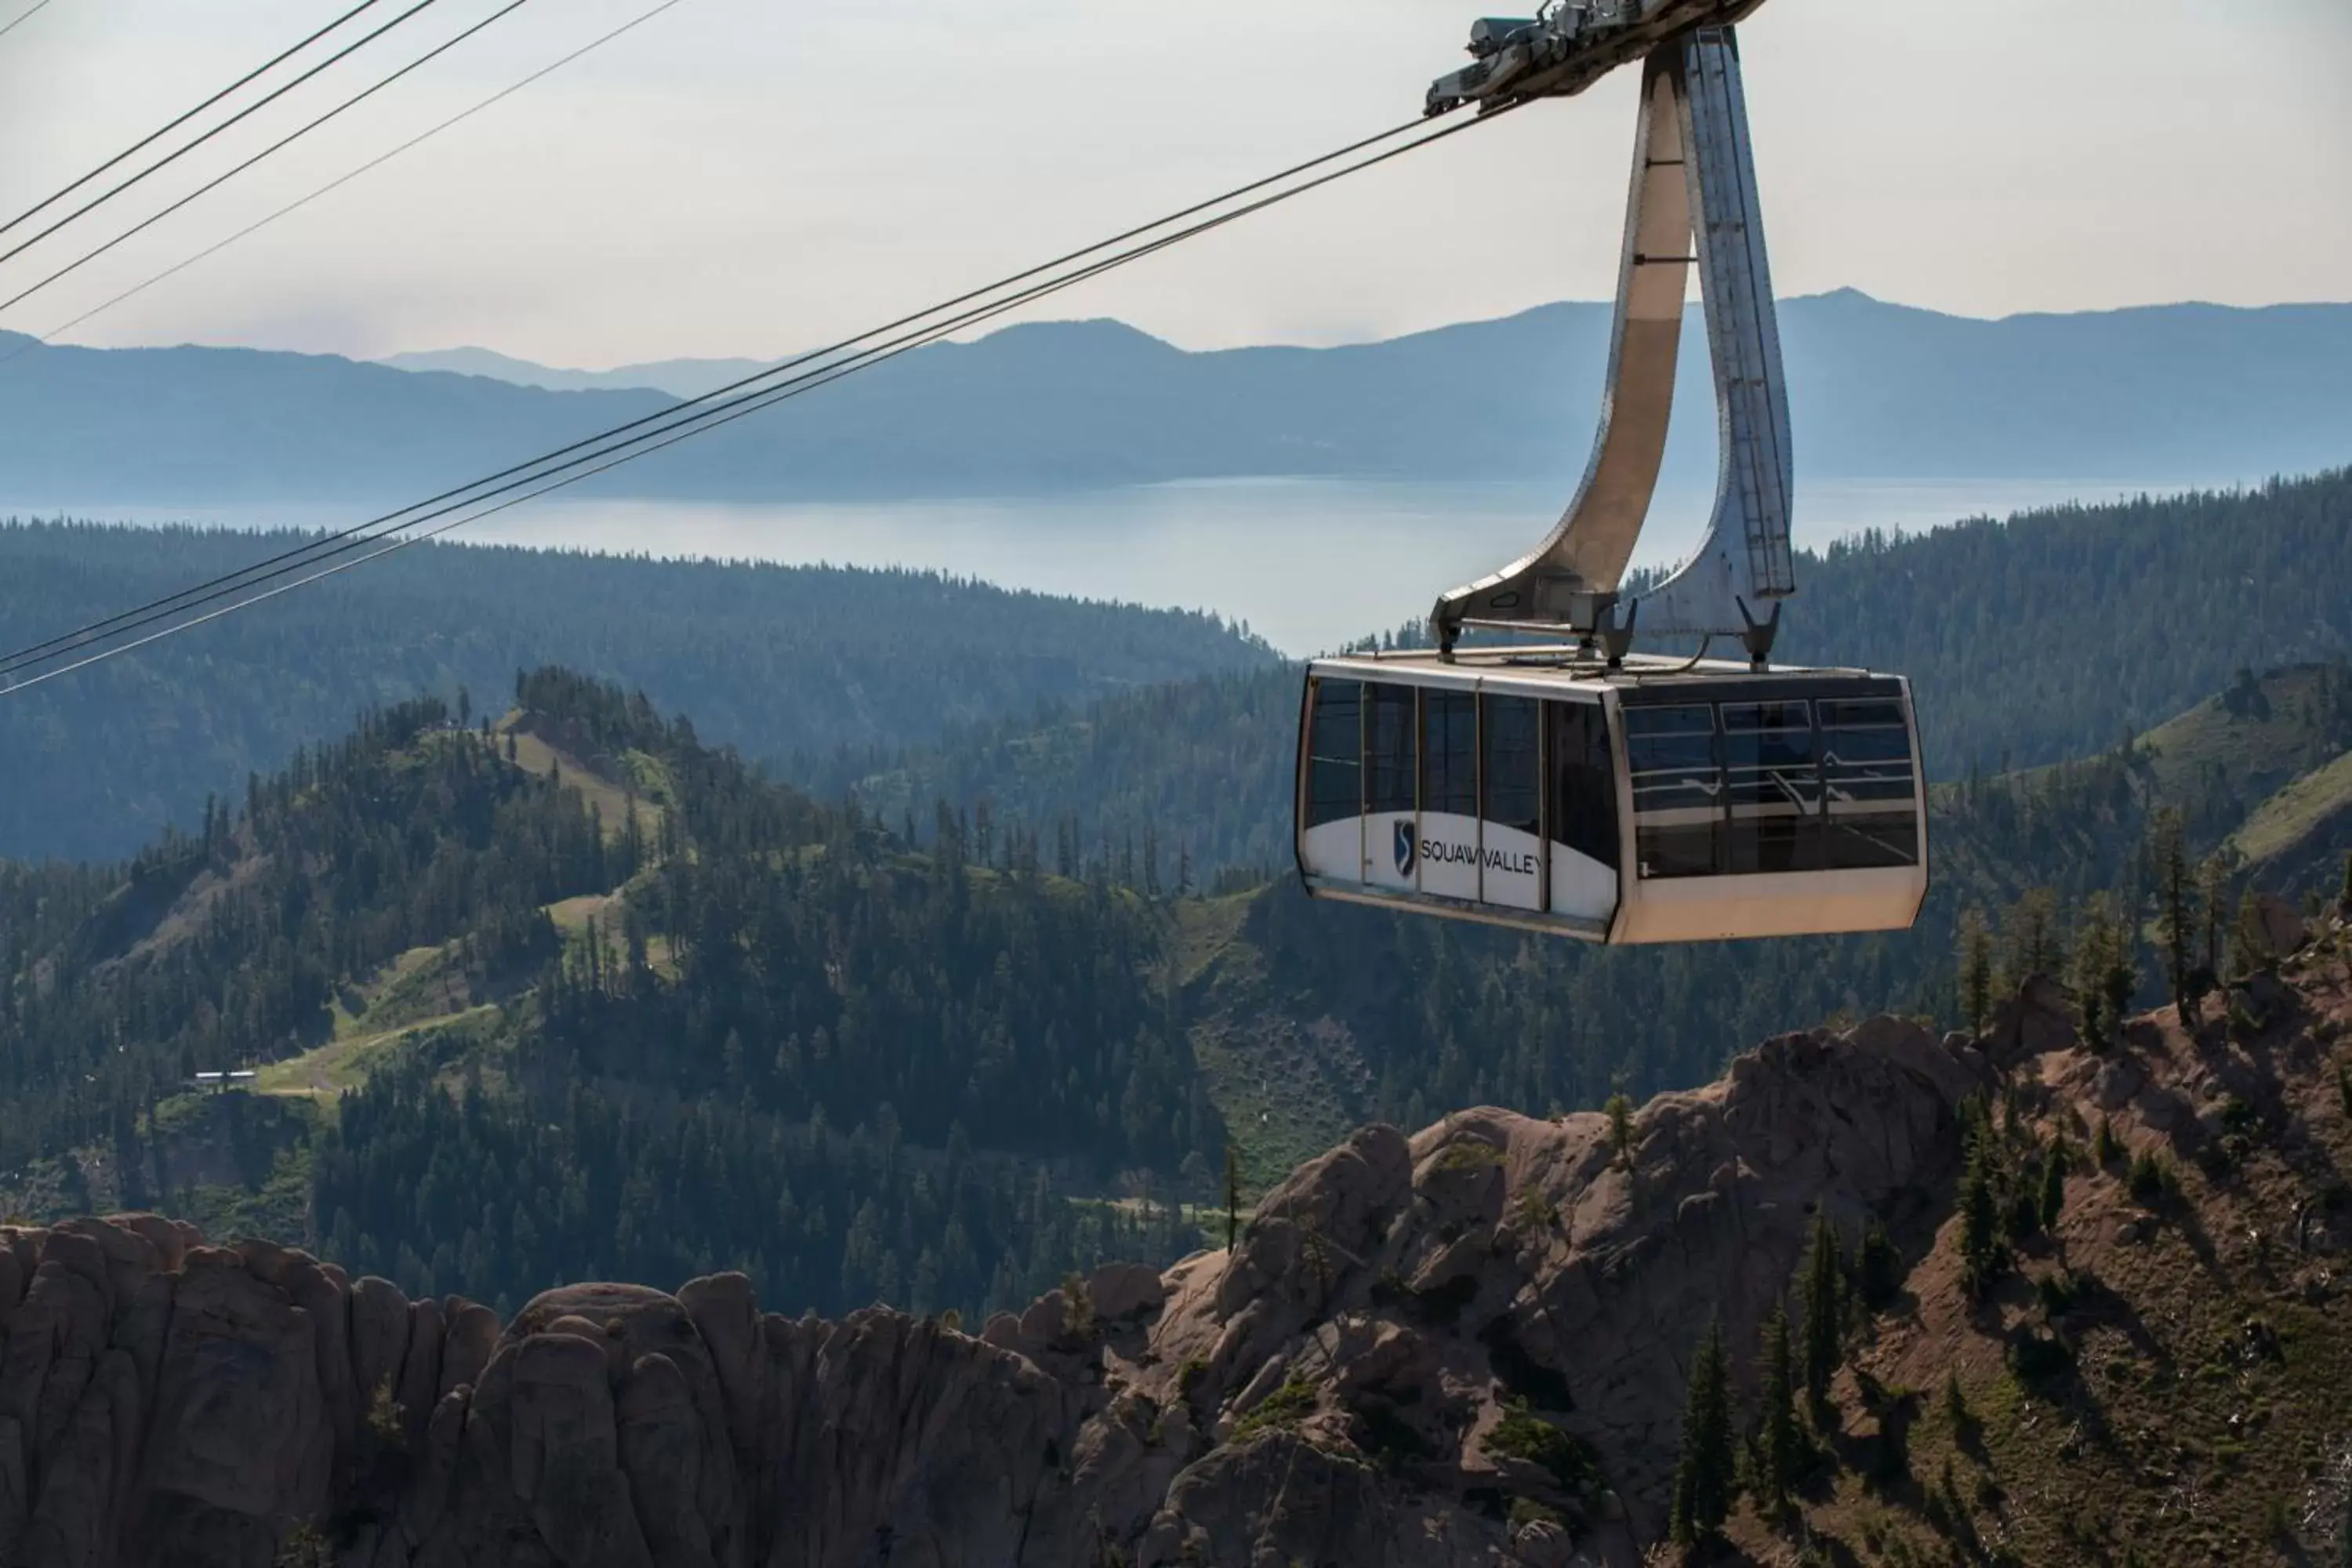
top-left (822, 470), bottom-right (2352, 880)
top-left (0, 520), bottom-right (1271, 862)
top-left (0, 671), bottom-right (1205, 1318)
top-left (8, 468), bottom-right (2340, 869)
top-left (5, 660), bottom-right (2345, 1317)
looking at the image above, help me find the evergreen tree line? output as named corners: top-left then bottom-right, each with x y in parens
top-left (299, 670), bottom-right (1218, 1317)
top-left (1667, 1214), bottom-right (1910, 1547)
top-left (0, 520), bottom-right (1272, 862)
top-left (0, 697), bottom-right (614, 1177)
top-left (309, 1050), bottom-right (1200, 1322)
top-left (7, 660), bottom-right (2345, 1329)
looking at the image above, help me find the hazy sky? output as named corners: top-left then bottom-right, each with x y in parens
top-left (2, 0), bottom-right (2347, 366)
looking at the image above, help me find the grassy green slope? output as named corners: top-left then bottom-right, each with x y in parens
top-left (2230, 751), bottom-right (2352, 901)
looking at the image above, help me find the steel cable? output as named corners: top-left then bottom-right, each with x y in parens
top-left (0, 0), bottom-right (440, 269)
top-left (0, 0), bottom-right (55, 42)
top-left (0, 0), bottom-right (390, 241)
top-left (0, 0), bottom-right (696, 372)
top-left (0, 111), bottom-right (1447, 673)
top-left (0, 101), bottom-right (1519, 694)
top-left (0, 0), bottom-right (532, 318)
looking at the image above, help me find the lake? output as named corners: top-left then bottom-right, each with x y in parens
top-left (451, 474), bottom-right (2221, 654)
top-left (17, 474), bottom-right (2239, 656)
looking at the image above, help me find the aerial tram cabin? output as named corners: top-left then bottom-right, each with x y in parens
top-left (1294, 649), bottom-right (1926, 943)
top-left (1293, 13), bottom-right (1929, 946)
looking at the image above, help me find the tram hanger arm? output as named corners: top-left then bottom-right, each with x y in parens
top-left (1426, 17), bottom-right (1795, 657)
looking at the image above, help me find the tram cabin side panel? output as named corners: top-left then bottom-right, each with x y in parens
top-left (1294, 660), bottom-right (1927, 944)
top-left (1294, 664), bottom-right (1624, 941)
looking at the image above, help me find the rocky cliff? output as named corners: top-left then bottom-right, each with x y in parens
top-left (0, 984), bottom-right (2002, 1568)
top-left (13, 903), bottom-right (2350, 1568)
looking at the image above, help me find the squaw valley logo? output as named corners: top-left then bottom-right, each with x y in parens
top-left (1393, 820), bottom-right (1417, 877)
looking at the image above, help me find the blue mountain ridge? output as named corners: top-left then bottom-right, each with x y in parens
top-left (3, 289), bottom-right (2348, 506)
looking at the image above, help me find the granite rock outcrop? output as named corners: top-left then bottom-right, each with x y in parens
top-left (0, 1010), bottom-right (1989, 1567)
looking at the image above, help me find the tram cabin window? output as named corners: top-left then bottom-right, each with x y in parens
top-left (1305, 679), bottom-right (1362, 829)
top-left (1421, 689), bottom-right (1477, 817)
top-left (1820, 696), bottom-right (1920, 868)
top-left (1625, 703), bottom-right (1721, 878)
top-left (1548, 699), bottom-right (1617, 868)
top-left (1366, 684), bottom-right (1417, 814)
top-left (1480, 695), bottom-right (1541, 837)
top-left (1722, 700), bottom-right (1821, 874)
top-left (1624, 685), bottom-right (1920, 880)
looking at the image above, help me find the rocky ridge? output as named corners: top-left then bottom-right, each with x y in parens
top-left (0, 984), bottom-right (2007, 1568)
top-left (27, 899), bottom-right (2350, 1568)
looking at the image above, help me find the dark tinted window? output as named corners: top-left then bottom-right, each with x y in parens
top-left (1617, 681), bottom-right (1922, 877)
top-left (1820, 694), bottom-right (1919, 868)
top-left (1625, 703), bottom-right (1719, 877)
top-left (1548, 699), bottom-right (1618, 869)
top-left (1422, 688), bottom-right (1477, 817)
top-left (1481, 694), bottom-right (1541, 836)
top-left (1366, 683), bottom-right (1417, 814)
top-left (1722, 700), bottom-right (1822, 873)
top-left (1305, 678), bottom-right (1361, 829)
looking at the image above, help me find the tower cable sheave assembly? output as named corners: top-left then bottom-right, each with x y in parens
top-left (0, 105), bottom-right (1508, 694)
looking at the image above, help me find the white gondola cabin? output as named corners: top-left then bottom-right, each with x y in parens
top-left (1293, 650), bottom-right (1927, 944)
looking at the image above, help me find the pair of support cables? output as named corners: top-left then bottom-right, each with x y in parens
top-left (0, 99), bottom-right (1517, 695)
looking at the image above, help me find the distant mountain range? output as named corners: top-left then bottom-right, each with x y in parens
top-left (4, 290), bottom-right (2349, 506)
top-left (376, 345), bottom-right (782, 397)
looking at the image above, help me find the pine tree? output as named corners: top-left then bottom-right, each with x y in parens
top-left (2038, 1136), bottom-right (2068, 1231)
top-left (1798, 1218), bottom-right (1845, 1422)
top-left (1958, 907), bottom-right (1995, 1036)
top-left (2154, 807), bottom-right (2196, 1021)
top-left (1223, 1145), bottom-right (1243, 1253)
top-left (1669, 1319), bottom-right (1736, 1546)
top-left (2339, 849), bottom-right (2352, 918)
top-left (2095, 1114), bottom-right (2121, 1167)
top-left (2071, 890), bottom-right (2134, 1049)
top-left (2197, 854), bottom-right (2230, 982)
top-left (1857, 1223), bottom-right (1902, 1311)
top-left (1604, 1092), bottom-right (1634, 1169)
top-left (1959, 1140), bottom-right (2006, 1297)
top-left (1756, 1304), bottom-right (1805, 1510)
top-left (2233, 887), bottom-right (2276, 978)
top-left (2004, 886), bottom-right (2061, 983)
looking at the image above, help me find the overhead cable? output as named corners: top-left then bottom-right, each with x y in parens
top-left (0, 0), bottom-right (535, 319)
top-left (0, 0), bottom-right (696, 372)
top-left (0, 0), bottom-right (439, 271)
top-left (0, 103), bottom-right (1516, 693)
top-left (0, 109), bottom-right (1450, 673)
top-left (0, 0), bottom-right (55, 42)
top-left (0, 0), bottom-right (390, 243)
